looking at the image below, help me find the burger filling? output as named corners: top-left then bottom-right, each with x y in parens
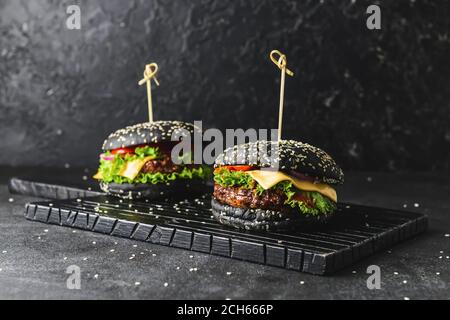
top-left (213, 167), bottom-right (337, 217)
top-left (94, 144), bottom-right (211, 184)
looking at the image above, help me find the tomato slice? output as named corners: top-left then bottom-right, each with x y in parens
top-left (293, 192), bottom-right (314, 207)
top-left (111, 147), bottom-right (136, 155)
top-left (111, 143), bottom-right (173, 156)
top-left (223, 165), bottom-right (253, 171)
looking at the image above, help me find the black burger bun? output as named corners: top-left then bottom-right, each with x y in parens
top-left (214, 140), bottom-right (344, 185)
top-left (100, 179), bottom-right (207, 200)
top-left (102, 120), bottom-right (200, 151)
top-left (211, 198), bottom-right (334, 231)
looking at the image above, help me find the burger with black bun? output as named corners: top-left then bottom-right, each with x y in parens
top-left (94, 121), bottom-right (211, 199)
top-left (212, 140), bottom-right (344, 230)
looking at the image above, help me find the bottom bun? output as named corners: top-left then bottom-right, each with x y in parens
top-left (100, 179), bottom-right (207, 200)
top-left (211, 198), bottom-right (334, 231)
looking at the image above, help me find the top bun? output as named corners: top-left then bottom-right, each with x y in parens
top-left (102, 121), bottom-right (199, 151)
top-left (214, 140), bottom-right (344, 185)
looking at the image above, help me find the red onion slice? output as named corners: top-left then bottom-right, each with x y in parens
top-left (100, 153), bottom-right (114, 161)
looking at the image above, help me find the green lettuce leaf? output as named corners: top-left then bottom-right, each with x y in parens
top-left (105, 166), bottom-right (211, 185)
top-left (97, 146), bottom-right (211, 184)
top-left (134, 145), bottom-right (160, 159)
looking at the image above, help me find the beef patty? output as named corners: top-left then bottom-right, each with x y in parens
top-left (141, 153), bottom-right (199, 174)
top-left (213, 184), bottom-right (287, 210)
top-left (141, 153), bottom-right (182, 174)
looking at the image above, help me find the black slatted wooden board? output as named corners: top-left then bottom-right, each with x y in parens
top-left (8, 174), bottom-right (103, 200)
top-left (24, 195), bottom-right (428, 275)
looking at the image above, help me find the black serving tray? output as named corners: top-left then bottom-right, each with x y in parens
top-left (8, 170), bottom-right (103, 200)
top-left (24, 195), bottom-right (428, 275)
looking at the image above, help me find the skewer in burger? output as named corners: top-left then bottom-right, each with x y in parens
top-left (94, 120), bottom-right (211, 199)
top-left (212, 140), bottom-right (344, 230)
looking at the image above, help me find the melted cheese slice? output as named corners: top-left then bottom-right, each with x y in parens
top-left (118, 156), bottom-right (156, 180)
top-left (93, 171), bottom-right (103, 180)
top-left (245, 170), bottom-right (337, 202)
top-left (93, 156), bottom-right (155, 181)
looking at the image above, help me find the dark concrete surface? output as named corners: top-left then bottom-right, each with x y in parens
top-left (0, 168), bottom-right (449, 299)
top-left (1, 0), bottom-right (449, 171)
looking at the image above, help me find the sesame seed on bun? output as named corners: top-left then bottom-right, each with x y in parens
top-left (102, 120), bottom-right (200, 151)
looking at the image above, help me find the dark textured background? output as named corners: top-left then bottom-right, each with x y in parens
top-left (0, 0), bottom-right (449, 171)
